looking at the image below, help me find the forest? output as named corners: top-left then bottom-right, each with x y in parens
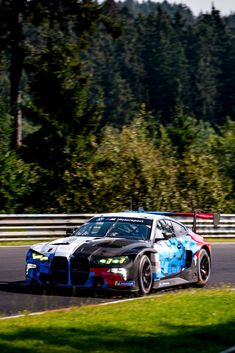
top-left (0, 0), bottom-right (235, 213)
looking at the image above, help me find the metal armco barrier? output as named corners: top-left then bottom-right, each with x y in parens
top-left (0, 214), bottom-right (93, 241)
top-left (0, 213), bottom-right (234, 241)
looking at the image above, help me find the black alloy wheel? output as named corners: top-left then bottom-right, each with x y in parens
top-left (138, 255), bottom-right (153, 295)
top-left (196, 249), bottom-right (211, 286)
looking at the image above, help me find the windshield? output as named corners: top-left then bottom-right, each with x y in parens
top-left (73, 217), bottom-right (153, 240)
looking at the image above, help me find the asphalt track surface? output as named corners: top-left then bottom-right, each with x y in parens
top-left (0, 244), bottom-right (234, 317)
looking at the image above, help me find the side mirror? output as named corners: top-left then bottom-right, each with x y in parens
top-left (66, 228), bottom-right (76, 237)
top-left (162, 231), bottom-right (172, 240)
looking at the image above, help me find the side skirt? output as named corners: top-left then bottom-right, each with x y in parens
top-left (153, 277), bottom-right (191, 289)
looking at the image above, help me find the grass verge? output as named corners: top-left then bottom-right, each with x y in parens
top-left (205, 238), bottom-right (235, 242)
top-left (0, 287), bottom-right (235, 353)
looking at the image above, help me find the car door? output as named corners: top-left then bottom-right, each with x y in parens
top-left (153, 219), bottom-right (185, 279)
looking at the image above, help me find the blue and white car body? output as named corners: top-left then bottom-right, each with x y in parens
top-left (26, 212), bottom-right (212, 294)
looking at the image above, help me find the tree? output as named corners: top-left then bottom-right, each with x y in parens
top-left (0, 0), bottom-right (121, 212)
top-left (142, 10), bottom-right (190, 122)
top-left (83, 6), bottom-right (141, 127)
top-left (19, 0), bottom-right (118, 211)
top-left (90, 116), bottom-right (180, 211)
top-left (0, 0), bottom-right (117, 149)
top-left (22, 29), bottom-right (104, 211)
top-left (179, 147), bottom-right (229, 212)
top-left (190, 8), bottom-right (229, 122)
top-left (166, 110), bottom-right (216, 157)
top-left (213, 119), bottom-right (235, 211)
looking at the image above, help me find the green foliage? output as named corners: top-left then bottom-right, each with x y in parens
top-left (212, 119), bottom-right (235, 211)
top-left (1, 0), bottom-right (235, 213)
top-left (141, 10), bottom-right (190, 121)
top-left (215, 119), bottom-right (235, 178)
top-left (167, 110), bottom-right (216, 156)
top-left (85, 1), bottom-right (235, 124)
top-left (166, 112), bottom-right (230, 211)
top-left (91, 117), bottom-right (180, 211)
top-left (0, 112), bottom-right (12, 155)
top-left (0, 152), bottom-right (38, 213)
top-left (179, 149), bottom-right (228, 212)
top-left (87, 112), bottom-right (232, 212)
top-left (0, 94), bottom-right (38, 213)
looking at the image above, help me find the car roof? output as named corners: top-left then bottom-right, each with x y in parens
top-left (94, 212), bottom-right (167, 221)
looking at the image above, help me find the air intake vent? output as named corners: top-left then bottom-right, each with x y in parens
top-left (51, 256), bottom-right (68, 285)
top-left (70, 256), bottom-right (90, 285)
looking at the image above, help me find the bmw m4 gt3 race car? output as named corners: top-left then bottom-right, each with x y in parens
top-left (25, 211), bottom-right (217, 295)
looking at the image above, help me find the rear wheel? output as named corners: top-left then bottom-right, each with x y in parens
top-left (195, 249), bottom-right (211, 286)
top-left (138, 255), bottom-right (153, 295)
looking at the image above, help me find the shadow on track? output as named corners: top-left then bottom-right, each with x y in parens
top-left (0, 280), bottom-right (140, 299)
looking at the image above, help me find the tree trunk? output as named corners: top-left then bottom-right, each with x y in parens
top-left (10, 0), bottom-right (25, 149)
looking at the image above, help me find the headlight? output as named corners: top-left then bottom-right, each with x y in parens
top-left (25, 263), bottom-right (37, 275)
top-left (96, 256), bottom-right (129, 265)
top-left (31, 251), bottom-right (49, 262)
top-left (109, 268), bottom-right (127, 280)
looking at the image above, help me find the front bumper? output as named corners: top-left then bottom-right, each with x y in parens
top-left (25, 256), bottom-right (138, 291)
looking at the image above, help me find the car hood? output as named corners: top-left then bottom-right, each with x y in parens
top-left (30, 236), bottom-right (151, 258)
top-left (73, 237), bottom-right (151, 258)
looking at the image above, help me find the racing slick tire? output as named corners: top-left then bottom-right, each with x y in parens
top-left (195, 249), bottom-right (211, 287)
top-left (138, 255), bottom-right (153, 295)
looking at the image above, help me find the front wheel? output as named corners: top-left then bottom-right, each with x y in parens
top-left (195, 249), bottom-right (211, 286)
top-left (138, 255), bottom-right (153, 295)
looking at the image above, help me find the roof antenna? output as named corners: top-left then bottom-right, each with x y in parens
top-left (138, 206), bottom-right (145, 212)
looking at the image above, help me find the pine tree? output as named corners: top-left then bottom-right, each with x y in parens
top-left (190, 8), bottom-right (229, 122)
top-left (19, 1), bottom-right (118, 211)
top-left (142, 10), bottom-right (190, 122)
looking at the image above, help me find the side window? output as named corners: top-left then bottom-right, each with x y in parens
top-left (155, 220), bottom-right (165, 239)
top-left (171, 221), bottom-right (187, 238)
top-left (164, 220), bottom-right (175, 238)
top-left (155, 219), bottom-right (175, 239)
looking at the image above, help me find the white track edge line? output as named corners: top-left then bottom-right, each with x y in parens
top-left (0, 294), bottom-right (160, 320)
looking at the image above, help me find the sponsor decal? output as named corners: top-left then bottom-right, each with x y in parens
top-left (91, 217), bottom-right (151, 224)
top-left (117, 218), bottom-right (145, 223)
top-left (159, 281), bottom-right (171, 287)
top-left (115, 281), bottom-right (135, 286)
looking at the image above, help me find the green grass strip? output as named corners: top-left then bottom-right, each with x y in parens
top-left (205, 238), bottom-right (235, 243)
top-left (0, 287), bottom-right (235, 353)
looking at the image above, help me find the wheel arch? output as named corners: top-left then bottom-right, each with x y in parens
top-left (201, 245), bottom-right (211, 260)
top-left (134, 248), bottom-right (156, 263)
top-left (195, 246), bottom-right (211, 286)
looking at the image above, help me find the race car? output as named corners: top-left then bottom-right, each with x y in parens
top-left (25, 211), bottom-right (217, 295)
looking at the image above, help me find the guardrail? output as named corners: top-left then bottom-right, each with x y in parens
top-left (0, 214), bottom-right (93, 241)
top-left (0, 213), bottom-right (234, 241)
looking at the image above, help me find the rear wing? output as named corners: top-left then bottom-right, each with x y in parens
top-left (144, 211), bottom-right (220, 233)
